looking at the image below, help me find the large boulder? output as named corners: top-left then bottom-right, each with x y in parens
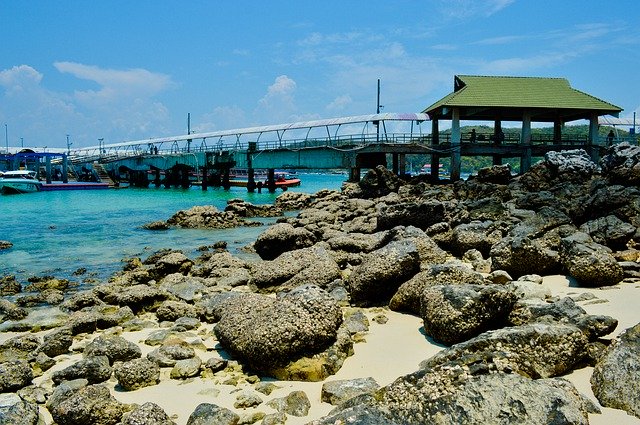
top-left (508, 296), bottom-right (618, 341)
top-left (47, 383), bottom-right (128, 425)
top-left (250, 244), bottom-right (341, 292)
top-left (358, 166), bottom-right (403, 198)
top-left (214, 285), bottom-right (343, 377)
top-left (560, 232), bottom-right (624, 287)
top-left (113, 358), bottom-right (160, 391)
top-left (591, 322), bottom-right (640, 419)
top-left (83, 335), bottom-right (142, 365)
top-left (186, 403), bottom-right (239, 425)
top-left (51, 356), bottom-right (113, 385)
top-left (312, 369), bottom-right (596, 425)
top-left (165, 205), bottom-right (251, 229)
top-left (95, 284), bottom-right (170, 313)
top-left (476, 164), bottom-right (512, 184)
top-left (347, 240), bottom-right (420, 306)
top-left (600, 142), bottom-right (640, 185)
top-left (376, 200), bottom-right (445, 231)
top-left (490, 235), bottom-right (563, 278)
top-left (321, 377), bottom-right (380, 406)
top-left (422, 322), bottom-right (588, 379)
top-left (578, 215), bottom-right (636, 250)
top-left (120, 402), bottom-right (175, 425)
top-left (389, 263), bottom-right (485, 315)
top-left (0, 360), bottom-right (33, 392)
top-left (254, 223), bottom-right (316, 260)
top-left (420, 284), bottom-right (518, 345)
top-left (0, 393), bottom-right (41, 425)
top-left (450, 220), bottom-right (503, 257)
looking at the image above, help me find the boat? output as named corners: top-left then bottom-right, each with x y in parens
top-left (0, 170), bottom-right (43, 194)
top-left (228, 169), bottom-right (301, 189)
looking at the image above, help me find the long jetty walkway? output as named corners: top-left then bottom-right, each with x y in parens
top-left (59, 111), bottom-right (632, 191)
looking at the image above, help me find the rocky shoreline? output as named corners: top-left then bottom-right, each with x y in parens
top-left (1, 144), bottom-right (640, 424)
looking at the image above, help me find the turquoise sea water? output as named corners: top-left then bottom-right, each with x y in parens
top-left (0, 173), bottom-right (346, 285)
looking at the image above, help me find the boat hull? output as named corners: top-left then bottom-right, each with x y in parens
top-left (228, 178), bottom-right (301, 189)
top-left (40, 182), bottom-right (110, 191)
top-left (0, 180), bottom-right (42, 194)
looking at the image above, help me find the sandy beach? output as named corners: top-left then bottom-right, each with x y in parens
top-left (6, 274), bottom-right (635, 424)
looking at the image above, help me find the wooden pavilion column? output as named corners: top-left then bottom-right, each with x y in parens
top-left (588, 112), bottom-right (600, 162)
top-left (553, 119), bottom-right (562, 143)
top-left (430, 118), bottom-right (440, 180)
top-left (493, 119), bottom-right (502, 166)
top-left (520, 112), bottom-right (532, 173)
top-left (450, 108), bottom-right (461, 181)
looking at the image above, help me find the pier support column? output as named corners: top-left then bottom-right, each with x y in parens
top-left (267, 168), bottom-right (276, 193)
top-left (431, 119), bottom-right (440, 180)
top-left (62, 155), bottom-right (68, 183)
top-left (450, 108), bottom-right (461, 181)
top-left (247, 168), bottom-right (256, 192)
top-left (399, 153), bottom-right (407, 177)
top-left (348, 167), bottom-right (360, 182)
top-left (520, 112), bottom-right (532, 173)
top-left (247, 142), bottom-right (256, 192)
top-left (392, 153), bottom-right (399, 175)
top-left (202, 167), bottom-right (208, 190)
top-left (45, 156), bottom-right (52, 184)
top-left (222, 168), bottom-right (231, 190)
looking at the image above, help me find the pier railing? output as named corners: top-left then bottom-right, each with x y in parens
top-left (64, 131), bottom-right (638, 165)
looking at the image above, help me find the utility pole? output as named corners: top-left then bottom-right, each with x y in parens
top-left (4, 124), bottom-right (8, 153)
top-left (187, 113), bottom-right (192, 153)
top-left (376, 79), bottom-right (382, 142)
top-left (66, 134), bottom-right (72, 155)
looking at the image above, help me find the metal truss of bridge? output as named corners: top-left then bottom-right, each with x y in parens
top-left (71, 113), bottom-right (431, 161)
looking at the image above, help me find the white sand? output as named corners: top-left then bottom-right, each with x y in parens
top-left (542, 275), bottom-right (640, 425)
top-left (4, 275), bottom-right (640, 424)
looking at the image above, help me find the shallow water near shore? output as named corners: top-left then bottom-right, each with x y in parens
top-left (0, 172), bottom-right (346, 285)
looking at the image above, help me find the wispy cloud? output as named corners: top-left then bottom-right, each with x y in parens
top-left (437, 0), bottom-right (515, 19)
top-left (54, 62), bottom-right (174, 105)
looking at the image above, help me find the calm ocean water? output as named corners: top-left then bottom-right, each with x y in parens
top-left (0, 173), bottom-right (346, 285)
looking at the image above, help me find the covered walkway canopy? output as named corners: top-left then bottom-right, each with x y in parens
top-left (422, 75), bottom-right (623, 180)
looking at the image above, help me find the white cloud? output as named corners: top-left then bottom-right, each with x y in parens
top-left (0, 65), bottom-right (43, 90)
top-left (54, 62), bottom-right (173, 105)
top-left (438, 0), bottom-right (514, 19)
top-left (256, 75), bottom-right (298, 123)
top-left (326, 95), bottom-right (352, 112)
top-left (0, 63), bottom-right (176, 147)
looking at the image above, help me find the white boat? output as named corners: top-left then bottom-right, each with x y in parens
top-left (0, 170), bottom-right (43, 194)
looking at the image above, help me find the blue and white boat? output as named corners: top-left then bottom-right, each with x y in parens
top-left (0, 170), bottom-right (43, 194)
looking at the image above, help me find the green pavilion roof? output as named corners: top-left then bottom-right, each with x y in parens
top-left (424, 75), bottom-right (622, 122)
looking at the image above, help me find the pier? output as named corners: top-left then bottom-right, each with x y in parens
top-left (7, 75), bottom-right (631, 189)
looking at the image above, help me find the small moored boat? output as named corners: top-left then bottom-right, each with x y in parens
top-left (0, 170), bottom-right (43, 194)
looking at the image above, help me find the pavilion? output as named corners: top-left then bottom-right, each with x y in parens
top-left (423, 75), bottom-right (623, 180)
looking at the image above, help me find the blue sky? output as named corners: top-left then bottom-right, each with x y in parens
top-left (1, 0), bottom-right (639, 149)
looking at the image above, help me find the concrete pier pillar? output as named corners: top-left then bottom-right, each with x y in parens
top-left (348, 167), bottom-right (360, 182)
top-left (247, 168), bottom-right (256, 192)
top-left (62, 155), bottom-right (68, 183)
top-left (202, 167), bottom-right (208, 190)
top-left (267, 168), bottom-right (276, 193)
top-left (46, 156), bottom-right (52, 184)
